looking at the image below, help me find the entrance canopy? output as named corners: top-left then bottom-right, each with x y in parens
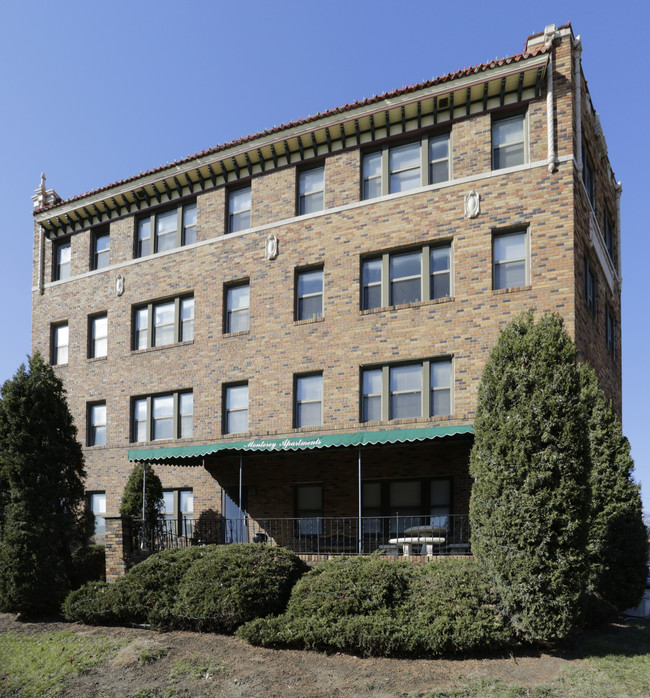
top-left (128, 425), bottom-right (473, 464)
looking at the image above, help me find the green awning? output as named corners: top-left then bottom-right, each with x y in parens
top-left (128, 424), bottom-right (473, 463)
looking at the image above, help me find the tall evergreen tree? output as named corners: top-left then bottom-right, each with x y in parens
top-left (120, 462), bottom-right (164, 535)
top-left (0, 353), bottom-right (89, 615)
top-left (469, 313), bottom-right (591, 642)
top-left (579, 362), bottom-right (647, 612)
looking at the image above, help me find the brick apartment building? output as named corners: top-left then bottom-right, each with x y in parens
top-left (31, 23), bottom-right (621, 554)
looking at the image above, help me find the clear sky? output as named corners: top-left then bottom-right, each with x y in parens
top-left (1, 0), bottom-right (648, 513)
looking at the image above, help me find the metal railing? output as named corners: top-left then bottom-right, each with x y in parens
top-left (132, 514), bottom-right (471, 556)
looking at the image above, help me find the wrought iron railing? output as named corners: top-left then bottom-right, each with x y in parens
top-left (131, 514), bottom-right (471, 556)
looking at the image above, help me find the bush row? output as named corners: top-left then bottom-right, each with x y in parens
top-left (237, 556), bottom-right (520, 657)
top-left (62, 544), bottom-right (308, 633)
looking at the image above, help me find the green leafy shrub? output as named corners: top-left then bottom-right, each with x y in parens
top-left (173, 544), bottom-right (308, 632)
top-left (70, 545), bottom-right (106, 589)
top-left (469, 313), bottom-right (591, 642)
top-left (238, 556), bottom-right (519, 657)
top-left (61, 581), bottom-right (115, 625)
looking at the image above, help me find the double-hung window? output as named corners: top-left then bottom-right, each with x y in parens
top-left (134, 295), bottom-right (194, 350)
top-left (52, 322), bottom-right (69, 365)
top-left (582, 146), bottom-right (595, 206)
top-left (606, 305), bottom-right (616, 358)
top-left (493, 231), bottom-right (528, 289)
top-left (295, 373), bottom-right (323, 428)
top-left (92, 230), bottom-right (110, 270)
top-left (362, 133), bottom-right (450, 200)
top-left (225, 282), bottom-right (250, 333)
top-left (604, 212), bottom-right (615, 265)
top-left (132, 390), bottom-right (193, 442)
top-left (296, 484), bottom-right (323, 535)
top-left (361, 358), bottom-right (452, 422)
top-left (228, 187), bottom-right (251, 233)
top-left (89, 492), bottom-right (106, 537)
top-left (54, 240), bottom-right (71, 281)
top-left (492, 114), bottom-right (527, 170)
top-left (88, 402), bottom-right (106, 446)
top-left (224, 383), bottom-right (249, 434)
top-left (298, 166), bottom-right (324, 214)
top-left (362, 243), bottom-right (451, 310)
top-left (89, 314), bottom-right (108, 358)
top-left (163, 489), bottom-right (194, 536)
top-left (136, 202), bottom-right (197, 257)
top-left (296, 267), bottom-right (323, 320)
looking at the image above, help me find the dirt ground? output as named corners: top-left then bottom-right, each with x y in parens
top-left (0, 613), bottom-right (578, 697)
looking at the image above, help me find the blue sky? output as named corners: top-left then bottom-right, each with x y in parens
top-left (1, 1), bottom-right (649, 514)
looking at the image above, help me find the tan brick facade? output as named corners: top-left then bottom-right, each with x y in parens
top-left (31, 26), bottom-right (622, 538)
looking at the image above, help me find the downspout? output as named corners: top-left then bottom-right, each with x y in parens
top-left (574, 36), bottom-right (583, 175)
top-left (544, 26), bottom-right (558, 173)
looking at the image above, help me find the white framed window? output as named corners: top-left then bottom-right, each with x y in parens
top-left (295, 373), bottom-right (323, 428)
top-left (225, 383), bottom-right (249, 434)
top-left (228, 187), bottom-right (251, 233)
top-left (92, 231), bottom-right (110, 270)
top-left (362, 243), bottom-right (452, 310)
top-left (362, 133), bottom-right (450, 200)
top-left (493, 231), bottom-right (528, 290)
top-left (133, 295), bottom-right (194, 350)
top-left (88, 402), bottom-right (106, 446)
top-left (54, 240), bottom-right (71, 281)
top-left (225, 282), bottom-right (250, 333)
top-left (89, 492), bottom-right (106, 537)
top-left (132, 390), bottom-right (193, 442)
top-left (136, 202), bottom-right (197, 257)
top-left (296, 267), bottom-right (323, 321)
top-left (163, 489), bottom-right (194, 536)
top-left (492, 114), bottom-right (527, 170)
top-left (361, 358), bottom-right (452, 422)
top-left (89, 314), bottom-right (107, 359)
top-left (52, 322), bottom-right (69, 365)
top-left (298, 166), bottom-right (324, 214)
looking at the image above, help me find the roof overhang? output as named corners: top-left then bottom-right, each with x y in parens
top-left (128, 425), bottom-right (474, 464)
top-left (35, 50), bottom-right (549, 238)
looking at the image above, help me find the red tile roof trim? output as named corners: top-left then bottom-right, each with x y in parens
top-left (34, 44), bottom-right (550, 215)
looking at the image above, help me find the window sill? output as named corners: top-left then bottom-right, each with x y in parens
top-left (132, 340), bottom-right (194, 355)
top-left (361, 296), bottom-right (454, 315)
top-left (223, 330), bottom-right (250, 338)
top-left (87, 356), bottom-right (107, 363)
top-left (492, 285), bottom-right (531, 295)
top-left (360, 415), bottom-right (455, 427)
top-left (292, 424), bottom-right (325, 433)
top-left (295, 316), bottom-right (325, 326)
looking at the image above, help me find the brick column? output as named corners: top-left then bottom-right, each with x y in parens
top-left (104, 515), bottom-right (132, 582)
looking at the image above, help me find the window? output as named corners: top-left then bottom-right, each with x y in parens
top-left (362, 243), bottom-right (451, 310)
top-left (228, 187), bottom-right (251, 233)
top-left (225, 282), bottom-right (250, 333)
top-left (132, 390), bottom-right (193, 442)
top-left (136, 202), bottom-right (196, 257)
top-left (584, 257), bottom-right (597, 317)
top-left (296, 484), bottom-right (323, 535)
top-left (606, 305), bottom-right (616, 358)
top-left (361, 358), bottom-right (452, 422)
top-left (493, 231), bottom-right (528, 290)
top-left (296, 267), bottom-right (323, 320)
top-left (295, 373), bottom-right (323, 427)
top-left (298, 166), bottom-right (324, 214)
top-left (89, 492), bottom-right (106, 537)
top-left (362, 134), bottom-right (450, 200)
top-left (582, 146), bottom-right (595, 206)
top-left (362, 478), bottom-right (452, 537)
top-left (163, 489), bottom-right (194, 536)
top-left (492, 114), bottom-right (526, 169)
top-left (604, 212), bottom-right (615, 265)
top-left (133, 295), bottom-right (194, 349)
top-left (89, 314), bottom-right (107, 359)
top-left (51, 322), bottom-right (69, 365)
top-left (54, 240), bottom-right (71, 281)
top-left (92, 230), bottom-right (110, 270)
top-left (224, 383), bottom-right (249, 434)
top-left (88, 402), bottom-right (106, 446)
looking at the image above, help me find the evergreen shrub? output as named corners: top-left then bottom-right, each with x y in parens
top-left (70, 545), bottom-right (106, 589)
top-left (237, 556), bottom-right (519, 657)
